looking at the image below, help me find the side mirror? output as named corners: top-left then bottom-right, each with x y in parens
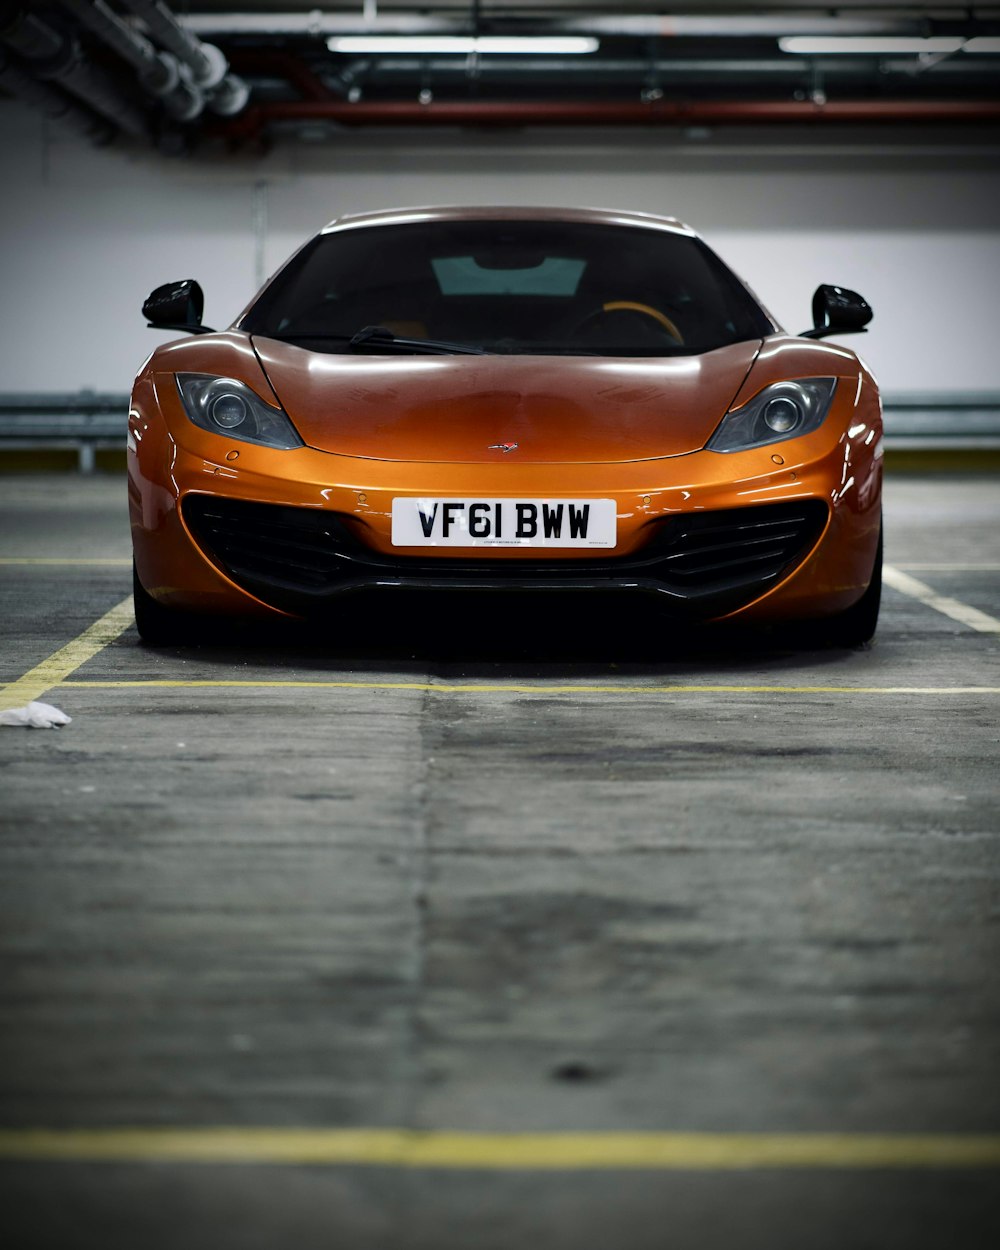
top-left (142, 279), bottom-right (215, 334)
top-left (800, 284), bottom-right (872, 340)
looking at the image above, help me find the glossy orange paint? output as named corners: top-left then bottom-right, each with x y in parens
top-left (128, 208), bottom-right (882, 629)
top-left (250, 337), bottom-right (760, 462)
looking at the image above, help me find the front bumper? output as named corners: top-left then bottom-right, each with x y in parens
top-left (129, 402), bottom-right (882, 625)
top-left (181, 493), bottom-right (829, 619)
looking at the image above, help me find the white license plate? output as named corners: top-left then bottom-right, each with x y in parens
top-left (391, 497), bottom-right (617, 549)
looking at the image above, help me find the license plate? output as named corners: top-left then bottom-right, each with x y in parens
top-left (391, 497), bottom-right (617, 549)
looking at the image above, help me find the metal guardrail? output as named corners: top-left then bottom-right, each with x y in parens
top-left (0, 392), bottom-right (128, 472)
top-left (1, 390), bottom-right (999, 472)
top-left (882, 393), bottom-right (1000, 450)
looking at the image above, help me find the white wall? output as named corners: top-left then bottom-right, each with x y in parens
top-left (2, 102), bottom-right (999, 395)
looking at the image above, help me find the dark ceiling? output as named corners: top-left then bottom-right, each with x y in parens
top-left (2, 3), bottom-right (999, 152)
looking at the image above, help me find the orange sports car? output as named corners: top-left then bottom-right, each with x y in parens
top-left (129, 206), bottom-right (882, 645)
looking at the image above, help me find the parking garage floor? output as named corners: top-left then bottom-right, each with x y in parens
top-left (0, 471), bottom-right (998, 1250)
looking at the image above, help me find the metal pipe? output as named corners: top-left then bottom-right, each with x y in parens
top-left (318, 56), bottom-right (995, 79)
top-left (217, 97), bottom-right (1000, 141)
top-left (180, 13), bottom-right (933, 39)
top-left (0, 44), bottom-right (115, 143)
top-left (0, 4), bottom-right (149, 137)
top-left (116, 0), bottom-right (249, 115)
top-left (57, 0), bottom-right (201, 121)
top-left (555, 16), bottom-right (942, 38)
top-left (119, 0), bottom-right (223, 87)
top-left (207, 71), bottom-right (252, 118)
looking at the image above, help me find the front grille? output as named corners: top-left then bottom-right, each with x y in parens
top-left (639, 505), bottom-right (826, 586)
top-left (183, 494), bottom-right (827, 617)
top-left (184, 496), bottom-right (358, 593)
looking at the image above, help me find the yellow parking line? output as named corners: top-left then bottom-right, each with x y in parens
top-left (59, 680), bottom-right (1000, 695)
top-left (0, 596), bottom-right (134, 708)
top-left (0, 1128), bottom-right (998, 1170)
top-left (884, 565), bottom-right (1000, 633)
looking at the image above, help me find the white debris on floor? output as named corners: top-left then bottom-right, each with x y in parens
top-left (0, 702), bottom-right (72, 729)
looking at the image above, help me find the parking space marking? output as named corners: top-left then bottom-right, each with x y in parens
top-left (0, 1128), bottom-right (998, 1170)
top-left (894, 563), bottom-right (1000, 572)
top-left (0, 596), bottom-right (134, 708)
top-left (60, 680), bottom-right (1000, 695)
top-left (884, 565), bottom-right (1000, 633)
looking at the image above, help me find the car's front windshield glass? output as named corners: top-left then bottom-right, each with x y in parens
top-left (242, 220), bottom-right (773, 357)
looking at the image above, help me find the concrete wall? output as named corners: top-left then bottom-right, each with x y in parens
top-left (2, 101), bottom-right (999, 395)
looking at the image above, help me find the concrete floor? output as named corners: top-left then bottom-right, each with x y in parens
top-left (1, 472), bottom-right (998, 1249)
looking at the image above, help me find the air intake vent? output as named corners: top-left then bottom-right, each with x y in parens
top-left (648, 502), bottom-right (828, 588)
top-left (183, 494), bottom-right (827, 617)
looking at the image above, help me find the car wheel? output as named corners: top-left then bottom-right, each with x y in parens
top-left (133, 561), bottom-right (200, 645)
top-left (815, 520), bottom-right (883, 648)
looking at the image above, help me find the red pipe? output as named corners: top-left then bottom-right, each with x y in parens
top-left (217, 97), bottom-right (1000, 140)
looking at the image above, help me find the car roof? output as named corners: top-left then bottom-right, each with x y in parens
top-left (320, 205), bottom-right (696, 237)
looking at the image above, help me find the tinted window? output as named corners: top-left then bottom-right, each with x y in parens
top-left (243, 220), bottom-right (772, 357)
top-left (431, 255), bottom-right (586, 296)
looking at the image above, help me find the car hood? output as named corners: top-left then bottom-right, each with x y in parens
top-left (252, 336), bottom-right (760, 464)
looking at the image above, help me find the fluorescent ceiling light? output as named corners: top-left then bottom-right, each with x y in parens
top-left (779, 36), bottom-right (964, 55)
top-left (327, 35), bottom-right (599, 55)
top-left (962, 37), bottom-right (1000, 53)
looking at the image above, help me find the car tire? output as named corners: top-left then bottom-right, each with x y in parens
top-left (133, 561), bottom-right (200, 645)
top-left (815, 519), bottom-right (883, 648)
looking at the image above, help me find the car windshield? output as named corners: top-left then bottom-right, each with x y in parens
top-left (242, 219), bottom-right (773, 357)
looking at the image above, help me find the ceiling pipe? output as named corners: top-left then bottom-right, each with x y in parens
top-left (231, 48), bottom-right (995, 101)
top-left (308, 55), bottom-right (992, 79)
top-left (216, 97), bottom-right (1000, 141)
top-left (181, 13), bottom-right (937, 39)
top-left (552, 15), bottom-right (962, 38)
top-left (119, 0), bottom-right (225, 87)
top-left (116, 0), bottom-right (249, 116)
top-left (0, 4), bottom-right (149, 138)
top-left (57, 0), bottom-right (201, 121)
top-left (0, 43), bottom-right (115, 143)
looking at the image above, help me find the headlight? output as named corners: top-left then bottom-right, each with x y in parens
top-left (175, 374), bottom-right (303, 450)
top-left (707, 378), bottom-right (837, 453)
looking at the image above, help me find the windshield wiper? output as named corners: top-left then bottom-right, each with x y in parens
top-left (262, 327), bottom-right (486, 355)
top-left (348, 325), bottom-right (486, 355)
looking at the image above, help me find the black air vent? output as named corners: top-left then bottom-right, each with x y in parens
top-left (183, 496), bottom-right (356, 593)
top-left (649, 503), bottom-right (828, 586)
